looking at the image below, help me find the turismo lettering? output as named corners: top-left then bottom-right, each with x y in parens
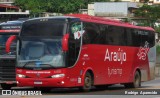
top-left (108, 67), bottom-right (122, 77)
top-left (104, 48), bottom-right (126, 64)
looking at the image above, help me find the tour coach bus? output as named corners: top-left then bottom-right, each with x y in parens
top-left (0, 20), bottom-right (24, 89)
top-left (6, 14), bottom-right (156, 91)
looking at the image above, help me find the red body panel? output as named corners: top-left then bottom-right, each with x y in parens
top-left (16, 44), bottom-right (150, 87)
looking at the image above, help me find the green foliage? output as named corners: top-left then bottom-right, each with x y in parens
top-left (157, 45), bottom-right (160, 54)
top-left (155, 25), bottom-right (160, 33)
top-left (134, 4), bottom-right (160, 28)
top-left (15, 0), bottom-right (45, 17)
top-left (14, 0), bottom-right (111, 16)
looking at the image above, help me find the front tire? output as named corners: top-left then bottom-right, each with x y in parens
top-left (79, 72), bottom-right (92, 92)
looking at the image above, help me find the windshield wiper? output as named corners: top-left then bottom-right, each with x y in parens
top-left (23, 61), bottom-right (55, 69)
top-left (22, 60), bottom-right (41, 68)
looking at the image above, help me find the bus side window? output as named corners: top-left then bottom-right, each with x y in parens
top-left (83, 22), bottom-right (99, 44)
top-left (83, 29), bottom-right (91, 44)
top-left (140, 31), bottom-right (155, 48)
top-left (140, 30), bottom-right (149, 46)
top-left (97, 24), bottom-right (108, 44)
top-left (148, 31), bottom-right (155, 47)
top-left (107, 26), bottom-right (126, 46)
top-left (126, 28), bottom-right (133, 46)
top-left (132, 29), bottom-right (141, 47)
top-left (67, 21), bottom-right (81, 67)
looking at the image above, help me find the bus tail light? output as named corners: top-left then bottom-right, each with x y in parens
top-left (62, 34), bottom-right (69, 52)
top-left (51, 74), bottom-right (65, 78)
top-left (6, 35), bottom-right (17, 53)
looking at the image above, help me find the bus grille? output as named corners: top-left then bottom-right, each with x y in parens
top-left (0, 59), bottom-right (16, 81)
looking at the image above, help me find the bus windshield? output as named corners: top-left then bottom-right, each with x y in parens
top-left (17, 37), bottom-right (64, 69)
top-left (17, 19), bottom-right (67, 69)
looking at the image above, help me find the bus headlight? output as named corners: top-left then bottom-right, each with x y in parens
top-left (17, 74), bottom-right (26, 78)
top-left (51, 74), bottom-right (65, 78)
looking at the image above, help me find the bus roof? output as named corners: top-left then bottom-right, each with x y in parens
top-left (23, 14), bottom-right (155, 32)
top-left (66, 14), bottom-right (155, 32)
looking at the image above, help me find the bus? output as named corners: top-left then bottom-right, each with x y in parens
top-left (0, 20), bottom-right (24, 89)
top-left (6, 14), bottom-right (156, 91)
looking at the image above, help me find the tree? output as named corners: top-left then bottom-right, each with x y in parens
top-left (14, 0), bottom-right (111, 16)
top-left (15, 0), bottom-right (45, 17)
top-left (134, 4), bottom-right (160, 28)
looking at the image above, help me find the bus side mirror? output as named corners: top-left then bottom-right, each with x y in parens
top-left (62, 34), bottom-right (69, 52)
top-left (6, 35), bottom-right (17, 53)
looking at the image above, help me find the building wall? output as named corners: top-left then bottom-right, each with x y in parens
top-left (115, 0), bottom-right (140, 2)
top-left (0, 0), bottom-right (14, 6)
top-left (0, 0), bottom-right (29, 22)
top-left (153, 0), bottom-right (160, 4)
top-left (94, 2), bottom-right (128, 17)
top-left (0, 0), bottom-right (14, 2)
top-left (88, 4), bottom-right (94, 16)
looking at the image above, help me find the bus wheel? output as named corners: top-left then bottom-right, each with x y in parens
top-left (80, 72), bottom-right (92, 92)
top-left (124, 71), bottom-right (141, 88)
top-left (1, 84), bottom-right (13, 90)
top-left (133, 71), bottom-right (141, 88)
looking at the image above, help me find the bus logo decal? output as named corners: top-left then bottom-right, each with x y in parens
top-left (74, 30), bottom-right (85, 39)
top-left (137, 41), bottom-right (149, 60)
top-left (104, 48), bottom-right (126, 64)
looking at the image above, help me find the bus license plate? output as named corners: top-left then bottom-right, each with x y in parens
top-left (34, 81), bottom-right (42, 84)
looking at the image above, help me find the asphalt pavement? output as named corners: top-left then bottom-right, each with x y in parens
top-left (0, 77), bottom-right (160, 98)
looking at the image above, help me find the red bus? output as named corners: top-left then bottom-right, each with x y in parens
top-left (6, 14), bottom-right (156, 91)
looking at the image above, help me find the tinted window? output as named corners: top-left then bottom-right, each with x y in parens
top-left (21, 19), bottom-right (66, 37)
top-left (97, 24), bottom-right (108, 44)
top-left (126, 28), bottom-right (133, 46)
top-left (127, 29), bottom-right (155, 47)
top-left (67, 22), bottom-right (82, 67)
top-left (82, 22), bottom-right (155, 47)
top-left (83, 22), bottom-right (99, 44)
top-left (107, 26), bottom-right (126, 46)
top-left (148, 32), bottom-right (155, 47)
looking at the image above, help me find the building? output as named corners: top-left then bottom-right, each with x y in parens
top-left (0, 0), bottom-right (14, 5)
top-left (111, 0), bottom-right (160, 4)
top-left (149, 0), bottom-right (160, 4)
top-left (113, 0), bottom-right (140, 2)
top-left (0, 0), bottom-right (29, 22)
top-left (86, 2), bottom-right (140, 18)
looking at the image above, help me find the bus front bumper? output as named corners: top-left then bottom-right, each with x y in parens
top-left (16, 78), bottom-right (69, 87)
